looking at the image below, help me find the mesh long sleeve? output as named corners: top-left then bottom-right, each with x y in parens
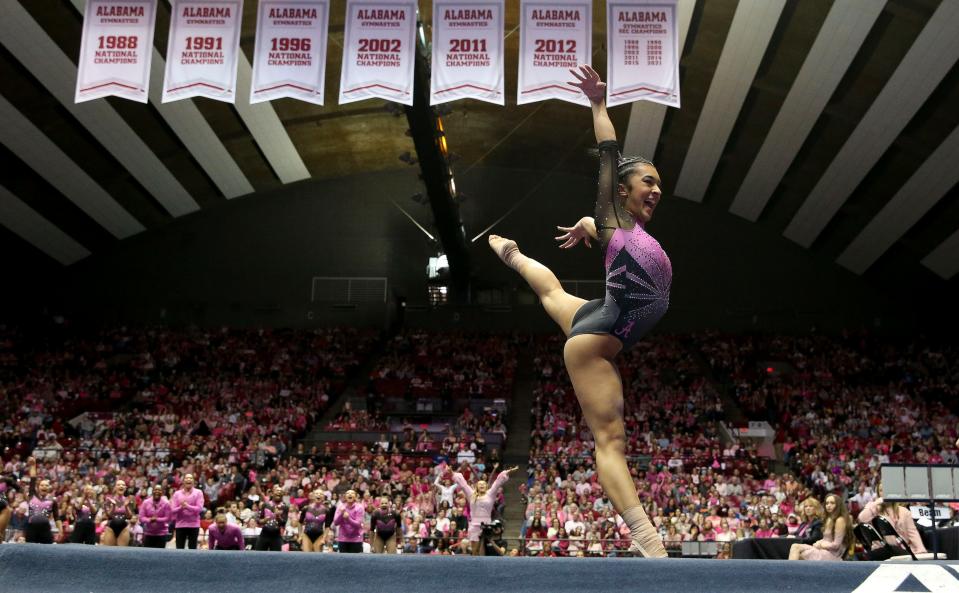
top-left (594, 140), bottom-right (634, 250)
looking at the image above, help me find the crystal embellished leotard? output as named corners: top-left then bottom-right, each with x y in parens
top-left (568, 140), bottom-right (672, 349)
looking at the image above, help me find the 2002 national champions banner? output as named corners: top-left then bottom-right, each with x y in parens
top-left (606, 0), bottom-right (680, 108)
top-left (430, 0), bottom-right (504, 105)
top-left (75, 0), bottom-right (158, 103)
top-left (162, 0), bottom-right (244, 103)
top-left (517, 0), bottom-right (591, 106)
top-left (251, 1), bottom-right (330, 105)
top-left (339, 0), bottom-right (417, 105)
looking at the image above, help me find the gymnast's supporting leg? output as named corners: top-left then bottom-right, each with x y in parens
top-left (488, 235), bottom-right (586, 335)
top-left (564, 334), bottom-right (667, 558)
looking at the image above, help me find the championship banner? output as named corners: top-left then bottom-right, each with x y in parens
top-left (250, 0), bottom-right (330, 105)
top-left (606, 0), bottom-right (680, 108)
top-left (75, 0), bottom-right (158, 103)
top-left (162, 0), bottom-right (244, 103)
top-left (338, 0), bottom-right (417, 105)
top-left (430, 0), bottom-right (504, 105)
top-left (517, 0), bottom-right (591, 106)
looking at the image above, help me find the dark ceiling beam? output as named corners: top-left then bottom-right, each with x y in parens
top-left (404, 18), bottom-right (471, 299)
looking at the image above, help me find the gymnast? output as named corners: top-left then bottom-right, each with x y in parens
top-left (489, 64), bottom-right (671, 557)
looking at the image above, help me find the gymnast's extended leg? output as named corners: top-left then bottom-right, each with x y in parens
top-left (564, 333), bottom-right (667, 558)
top-left (489, 235), bottom-right (586, 335)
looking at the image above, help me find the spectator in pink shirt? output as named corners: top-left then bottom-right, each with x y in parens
top-left (171, 474), bottom-right (204, 549)
top-left (139, 486), bottom-right (172, 549)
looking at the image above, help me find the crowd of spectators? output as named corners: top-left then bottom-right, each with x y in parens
top-left (367, 330), bottom-right (520, 403)
top-left (694, 331), bottom-right (959, 508)
top-left (5, 322), bottom-right (959, 560)
top-left (0, 325), bottom-right (515, 554)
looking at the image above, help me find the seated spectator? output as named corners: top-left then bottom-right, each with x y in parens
top-left (789, 494), bottom-right (852, 561)
top-left (794, 497), bottom-right (823, 543)
top-left (857, 487), bottom-right (926, 560)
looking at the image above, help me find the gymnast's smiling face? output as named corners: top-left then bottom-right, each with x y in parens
top-left (619, 163), bottom-right (662, 224)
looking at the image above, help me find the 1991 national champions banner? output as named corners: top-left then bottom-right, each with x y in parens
top-left (75, 0), bottom-right (158, 103)
top-left (162, 0), bottom-right (244, 103)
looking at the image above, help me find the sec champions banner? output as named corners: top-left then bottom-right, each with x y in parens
top-left (606, 0), bottom-right (680, 108)
top-left (75, 0), bottom-right (158, 103)
top-left (338, 0), bottom-right (417, 105)
top-left (430, 0), bottom-right (504, 105)
top-left (251, 0), bottom-right (330, 105)
top-left (162, 0), bottom-right (244, 103)
top-left (517, 0), bottom-right (591, 106)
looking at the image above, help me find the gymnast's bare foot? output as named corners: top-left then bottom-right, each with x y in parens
top-left (488, 235), bottom-right (521, 269)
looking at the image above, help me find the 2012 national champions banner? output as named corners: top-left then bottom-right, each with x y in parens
top-left (338, 0), bottom-right (418, 105)
top-left (251, 0), bottom-right (330, 105)
top-left (162, 0), bottom-right (244, 103)
top-left (517, 0), bottom-right (591, 106)
top-left (605, 0), bottom-right (680, 108)
top-left (75, 0), bottom-right (158, 103)
top-left (430, 0), bottom-right (505, 105)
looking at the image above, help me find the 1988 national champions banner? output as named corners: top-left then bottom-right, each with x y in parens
top-left (75, 0), bottom-right (158, 103)
top-left (251, 1), bottom-right (330, 105)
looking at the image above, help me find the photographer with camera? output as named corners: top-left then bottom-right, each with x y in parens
top-left (447, 462), bottom-right (518, 555)
top-left (482, 519), bottom-right (508, 556)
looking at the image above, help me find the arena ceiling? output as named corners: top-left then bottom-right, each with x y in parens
top-left (1, 0), bottom-right (958, 290)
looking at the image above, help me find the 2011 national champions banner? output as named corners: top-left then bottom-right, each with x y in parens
top-left (430, 0), bottom-right (504, 105)
top-left (75, 0), bottom-right (158, 103)
top-left (605, 0), bottom-right (680, 108)
top-left (338, 0), bottom-right (418, 105)
top-left (517, 0), bottom-right (591, 106)
top-left (251, 0), bottom-right (330, 105)
top-left (162, 0), bottom-right (244, 103)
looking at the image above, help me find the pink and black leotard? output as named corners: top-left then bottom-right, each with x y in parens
top-left (301, 503), bottom-right (329, 543)
top-left (568, 140), bottom-right (672, 349)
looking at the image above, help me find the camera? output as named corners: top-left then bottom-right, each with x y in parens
top-left (481, 519), bottom-right (503, 537)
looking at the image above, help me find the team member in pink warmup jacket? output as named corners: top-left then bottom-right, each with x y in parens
top-left (171, 474), bottom-right (205, 549)
top-left (140, 486), bottom-right (172, 549)
top-left (452, 465), bottom-right (518, 555)
top-left (333, 490), bottom-right (365, 553)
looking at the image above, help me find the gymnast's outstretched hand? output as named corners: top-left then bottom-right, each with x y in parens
top-left (556, 216), bottom-right (597, 249)
top-left (568, 64), bottom-right (606, 104)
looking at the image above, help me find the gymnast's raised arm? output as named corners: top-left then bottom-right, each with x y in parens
top-left (568, 65), bottom-right (633, 250)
